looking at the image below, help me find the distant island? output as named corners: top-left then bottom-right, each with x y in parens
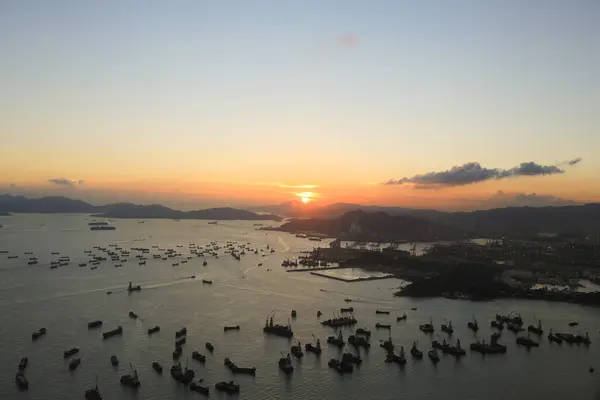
top-left (0, 194), bottom-right (281, 221)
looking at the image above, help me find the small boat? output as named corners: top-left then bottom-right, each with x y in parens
top-left (18, 357), bottom-right (28, 370)
top-left (411, 342), bottom-right (423, 359)
top-left (224, 358), bottom-right (256, 375)
top-left (88, 320), bottom-right (103, 329)
top-left (79, 263), bottom-right (87, 267)
top-left (64, 347), bottom-right (80, 358)
top-left (127, 282), bottom-right (141, 292)
top-left (102, 326), bottom-right (123, 340)
top-left (340, 307), bottom-right (354, 313)
top-left (173, 346), bottom-right (183, 359)
top-left (305, 337), bottom-right (322, 355)
top-left (491, 320), bottom-right (504, 330)
top-left (148, 326), bottom-right (160, 335)
top-left (428, 349), bottom-right (440, 364)
top-left (375, 310), bottom-right (390, 315)
top-left (328, 358), bottom-right (353, 374)
top-left (175, 337), bottom-right (186, 347)
top-left (516, 335), bottom-right (539, 348)
top-left (291, 310), bottom-right (297, 318)
top-left (106, 291), bottom-right (112, 295)
top-left (28, 260), bottom-right (38, 265)
top-left (152, 362), bottom-right (163, 374)
top-left (548, 330), bottom-right (563, 344)
top-left (278, 353), bottom-right (294, 374)
top-left (215, 381), bottom-right (240, 394)
top-left (527, 320), bottom-right (543, 335)
top-left (111, 355), bottom-right (119, 366)
top-left (419, 318), bottom-right (435, 333)
top-left (441, 320), bottom-right (454, 335)
top-left (291, 341), bottom-right (304, 358)
top-left (317, 311), bottom-right (322, 317)
top-left (396, 314), bottom-right (407, 322)
top-left (327, 331), bottom-right (345, 348)
top-left (206, 342), bottom-right (214, 352)
top-left (224, 325), bottom-right (240, 331)
top-left (190, 382), bottom-right (210, 395)
top-left (203, 261), bottom-right (208, 266)
top-left (15, 371), bottom-right (29, 391)
top-left (128, 311), bottom-right (138, 319)
top-left (120, 365), bottom-right (141, 388)
top-left (356, 328), bottom-right (371, 337)
top-left (569, 321), bottom-right (579, 327)
top-left (175, 327), bottom-right (187, 338)
top-left (32, 327), bottom-right (47, 340)
top-left (376, 323), bottom-right (391, 329)
top-left (69, 358), bottom-right (81, 370)
top-left (192, 351), bottom-right (206, 363)
top-left (171, 362), bottom-right (195, 384)
top-left (202, 279), bottom-right (213, 284)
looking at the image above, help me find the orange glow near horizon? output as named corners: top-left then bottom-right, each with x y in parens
top-left (296, 191), bottom-right (315, 204)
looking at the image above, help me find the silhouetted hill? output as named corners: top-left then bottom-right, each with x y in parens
top-left (276, 210), bottom-right (463, 241)
top-left (0, 194), bottom-right (280, 221)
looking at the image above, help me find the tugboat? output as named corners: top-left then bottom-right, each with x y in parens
top-left (206, 342), bottom-right (214, 352)
top-left (305, 335), bottom-right (322, 355)
top-left (215, 381), bottom-right (240, 394)
top-left (111, 355), bottom-right (119, 366)
top-left (64, 347), bottom-right (80, 358)
top-left (224, 325), bottom-right (240, 331)
top-left (147, 326), bottom-right (160, 335)
top-left (120, 364), bottom-right (141, 388)
top-left (548, 330), bottom-right (563, 344)
top-left (516, 335), bottom-right (539, 348)
top-left (468, 317), bottom-right (479, 332)
top-left (291, 341), bottom-right (304, 358)
top-left (152, 362), bottom-right (163, 374)
top-left (15, 371), bottom-right (29, 391)
top-left (18, 357), bottom-right (28, 370)
top-left (376, 323), bottom-right (391, 330)
top-left (69, 358), bottom-right (81, 370)
top-left (396, 314), bottom-right (407, 322)
top-left (102, 326), bottom-right (123, 340)
top-left (419, 318), bottom-right (435, 334)
top-left (192, 351), bottom-right (206, 363)
top-left (32, 327), bottom-right (47, 340)
top-left (327, 331), bottom-right (345, 348)
top-left (263, 315), bottom-right (293, 338)
top-left (428, 348), bottom-right (440, 364)
top-left (441, 320), bottom-right (454, 335)
top-left (190, 382), bottom-right (210, 395)
top-left (527, 319), bottom-right (543, 335)
top-left (278, 353), bottom-right (294, 374)
top-left (88, 320), bottom-right (103, 329)
top-left (411, 342), bottom-right (423, 359)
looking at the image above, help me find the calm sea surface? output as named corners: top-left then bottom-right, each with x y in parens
top-left (1, 214), bottom-right (600, 400)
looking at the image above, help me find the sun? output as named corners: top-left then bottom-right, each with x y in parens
top-left (296, 191), bottom-right (314, 204)
top-left (301, 196), bottom-right (310, 204)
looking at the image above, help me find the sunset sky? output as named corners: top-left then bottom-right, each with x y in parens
top-left (1, 1), bottom-right (598, 210)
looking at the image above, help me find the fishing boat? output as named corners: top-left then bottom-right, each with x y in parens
top-left (516, 335), bottom-right (539, 348)
top-left (192, 351), bottom-right (206, 363)
top-left (215, 381), bottom-right (240, 394)
top-left (203, 261), bottom-right (208, 266)
top-left (170, 362), bottom-right (195, 384)
top-left (428, 348), bottom-right (440, 364)
top-left (507, 322), bottom-right (524, 333)
top-left (110, 355), bottom-right (119, 366)
top-left (84, 382), bottom-right (102, 400)
top-left (327, 331), bottom-right (345, 348)
top-left (468, 317), bottom-right (479, 332)
top-left (172, 346), bottom-right (183, 359)
top-left (278, 353), bottom-right (294, 374)
top-left (328, 358), bottom-right (353, 374)
top-left (569, 321), bottom-right (579, 327)
top-left (32, 327), bottom-right (47, 340)
top-left (148, 326), bottom-right (160, 335)
top-left (64, 347), bottom-right (80, 358)
top-left (376, 323), bottom-right (391, 329)
top-left (15, 371), bottom-right (29, 390)
top-left (224, 325), bottom-right (240, 331)
top-left (190, 382), bottom-right (210, 395)
top-left (411, 342), bottom-right (423, 359)
top-left (291, 310), bottom-right (297, 318)
top-left (88, 320), bottom-right (103, 329)
top-left (342, 351), bottom-right (363, 365)
top-left (206, 342), bottom-right (214, 352)
top-left (491, 320), bottom-right (504, 330)
top-left (69, 358), bottom-right (81, 370)
top-left (348, 334), bottom-right (371, 349)
top-left (356, 328), bottom-right (371, 337)
top-left (18, 357), bottom-right (28, 370)
top-left (128, 311), bottom-right (138, 319)
top-left (120, 364), bottom-right (141, 388)
top-left (175, 327), bottom-right (187, 338)
top-left (527, 319), bottom-right (544, 335)
top-left (202, 279), bottom-right (213, 284)
top-left (102, 326), bottom-right (123, 340)
top-left (224, 358), bottom-right (256, 375)
top-left (340, 307), bottom-right (354, 313)
top-left (127, 282), bottom-right (141, 292)
top-left (152, 362), bottom-right (163, 374)
top-left (419, 318), bottom-right (435, 333)
top-left (548, 330), bottom-right (563, 344)
top-left (396, 313), bottom-right (407, 322)
top-left (290, 341), bottom-right (304, 358)
top-left (175, 337), bottom-right (186, 347)
top-left (375, 310), bottom-right (390, 315)
top-left (305, 336), bottom-right (322, 355)
top-left (384, 346), bottom-right (406, 365)
top-left (263, 315), bottom-right (293, 338)
top-left (441, 320), bottom-right (454, 335)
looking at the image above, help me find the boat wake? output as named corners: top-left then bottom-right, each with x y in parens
top-left (277, 236), bottom-right (290, 253)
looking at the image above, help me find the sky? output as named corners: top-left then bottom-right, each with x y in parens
top-left (0, 1), bottom-right (598, 211)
